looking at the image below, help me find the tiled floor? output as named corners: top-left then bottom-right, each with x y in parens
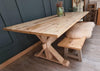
top-left (1, 26), bottom-right (100, 71)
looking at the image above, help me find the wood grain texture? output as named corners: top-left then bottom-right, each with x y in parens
top-left (4, 12), bottom-right (88, 38)
top-left (97, 8), bottom-right (100, 25)
top-left (58, 37), bottom-right (86, 50)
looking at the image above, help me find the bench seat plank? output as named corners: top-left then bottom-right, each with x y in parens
top-left (58, 37), bottom-right (86, 50)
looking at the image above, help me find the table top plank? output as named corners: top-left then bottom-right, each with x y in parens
top-left (4, 12), bottom-right (88, 38)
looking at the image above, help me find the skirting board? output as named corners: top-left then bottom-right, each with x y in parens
top-left (0, 41), bottom-right (41, 70)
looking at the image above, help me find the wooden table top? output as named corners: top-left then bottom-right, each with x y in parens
top-left (4, 12), bottom-right (88, 38)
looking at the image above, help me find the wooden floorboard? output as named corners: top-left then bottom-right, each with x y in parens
top-left (1, 26), bottom-right (100, 71)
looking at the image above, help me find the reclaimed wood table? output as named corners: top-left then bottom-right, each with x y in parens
top-left (4, 12), bottom-right (88, 67)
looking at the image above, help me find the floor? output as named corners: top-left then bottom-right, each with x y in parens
top-left (1, 26), bottom-right (100, 71)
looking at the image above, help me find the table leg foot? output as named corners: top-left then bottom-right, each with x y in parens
top-left (62, 60), bottom-right (70, 67)
top-left (34, 52), bottom-right (70, 67)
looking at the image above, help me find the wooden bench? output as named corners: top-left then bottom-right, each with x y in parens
top-left (58, 22), bottom-right (95, 61)
top-left (58, 37), bottom-right (86, 61)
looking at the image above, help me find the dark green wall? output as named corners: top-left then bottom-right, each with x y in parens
top-left (0, 0), bottom-right (72, 64)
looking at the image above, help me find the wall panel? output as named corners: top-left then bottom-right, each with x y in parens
top-left (0, 15), bottom-right (12, 49)
top-left (43, 0), bottom-right (52, 16)
top-left (64, 0), bottom-right (72, 11)
top-left (16, 0), bottom-right (45, 22)
top-left (0, 0), bottom-right (33, 64)
top-left (50, 0), bottom-right (57, 15)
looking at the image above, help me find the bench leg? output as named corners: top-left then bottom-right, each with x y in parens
top-left (64, 48), bottom-right (82, 61)
top-left (77, 50), bottom-right (82, 61)
top-left (64, 48), bottom-right (69, 58)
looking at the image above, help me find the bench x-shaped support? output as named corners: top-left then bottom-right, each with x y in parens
top-left (35, 35), bottom-right (70, 67)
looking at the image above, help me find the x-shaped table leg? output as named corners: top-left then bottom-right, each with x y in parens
top-left (35, 35), bottom-right (70, 67)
